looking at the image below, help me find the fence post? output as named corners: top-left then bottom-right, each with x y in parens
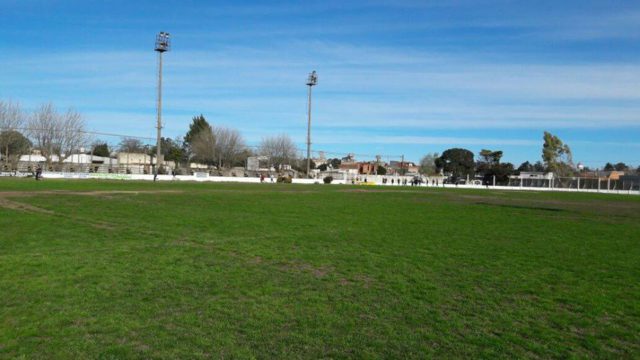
top-left (577, 177), bottom-right (580, 192)
top-left (493, 175), bottom-right (496, 187)
top-left (607, 178), bottom-right (610, 192)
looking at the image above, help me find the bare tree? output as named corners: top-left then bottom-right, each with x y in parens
top-left (190, 128), bottom-right (217, 165)
top-left (58, 108), bottom-right (87, 161)
top-left (28, 103), bottom-right (87, 164)
top-left (0, 100), bottom-right (27, 167)
top-left (118, 137), bottom-right (146, 153)
top-left (419, 152), bottom-right (439, 175)
top-left (259, 134), bottom-right (298, 170)
top-left (214, 127), bottom-right (246, 168)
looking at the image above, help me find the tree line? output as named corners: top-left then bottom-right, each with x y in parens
top-left (0, 101), bottom-right (302, 171)
top-left (145, 114), bottom-right (300, 170)
top-left (1, 100), bottom-right (638, 175)
top-left (419, 131), bottom-right (639, 184)
top-left (0, 101), bottom-right (86, 167)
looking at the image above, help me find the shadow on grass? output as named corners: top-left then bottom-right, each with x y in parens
top-left (475, 201), bottom-right (565, 212)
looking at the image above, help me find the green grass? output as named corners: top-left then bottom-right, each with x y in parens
top-left (1, 178), bottom-right (639, 359)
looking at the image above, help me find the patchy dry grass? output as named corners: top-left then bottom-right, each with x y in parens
top-left (0, 178), bottom-right (639, 358)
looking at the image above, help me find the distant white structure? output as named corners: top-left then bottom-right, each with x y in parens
top-left (246, 156), bottom-right (270, 171)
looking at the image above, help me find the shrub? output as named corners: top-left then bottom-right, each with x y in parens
top-left (323, 176), bottom-right (333, 184)
top-left (277, 175), bottom-right (292, 183)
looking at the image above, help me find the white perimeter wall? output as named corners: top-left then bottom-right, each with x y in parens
top-left (36, 171), bottom-right (640, 196)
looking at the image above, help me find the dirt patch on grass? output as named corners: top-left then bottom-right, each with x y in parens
top-left (0, 190), bottom-right (184, 198)
top-left (0, 198), bottom-right (55, 215)
top-left (339, 274), bottom-right (376, 288)
top-left (0, 195), bottom-right (116, 230)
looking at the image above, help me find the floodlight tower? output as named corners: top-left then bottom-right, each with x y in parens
top-left (306, 70), bottom-right (318, 177)
top-left (154, 31), bottom-right (171, 175)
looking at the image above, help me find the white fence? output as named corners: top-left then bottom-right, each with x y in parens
top-left (3, 171), bottom-right (638, 196)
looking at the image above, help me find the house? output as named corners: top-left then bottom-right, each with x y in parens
top-left (508, 172), bottom-right (554, 186)
top-left (313, 151), bottom-right (327, 167)
top-left (601, 171), bottom-right (625, 181)
top-left (388, 160), bottom-right (418, 175)
top-left (511, 172), bottom-right (554, 180)
top-left (357, 162), bottom-right (377, 175)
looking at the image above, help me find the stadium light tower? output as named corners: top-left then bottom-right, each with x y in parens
top-left (306, 70), bottom-right (318, 177)
top-left (154, 31), bottom-right (170, 175)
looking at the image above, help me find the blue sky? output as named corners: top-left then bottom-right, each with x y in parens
top-left (1, 0), bottom-right (639, 167)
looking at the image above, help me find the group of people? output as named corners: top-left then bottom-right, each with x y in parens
top-left (381, 178), bottom-right (418, 186)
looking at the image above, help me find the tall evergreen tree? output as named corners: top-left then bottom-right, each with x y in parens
top-left (184, 115), bottom-right (211, 148)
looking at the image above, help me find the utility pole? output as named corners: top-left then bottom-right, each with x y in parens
top-left (401, 154), bottom-right (405, 176)
top-left (306, 71), bottom-right (317, 178)
top-left (154, 31), bottom-right (171, 176)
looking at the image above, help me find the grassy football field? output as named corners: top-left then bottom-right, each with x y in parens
top-left (0, 178), bottom-right (639, 358)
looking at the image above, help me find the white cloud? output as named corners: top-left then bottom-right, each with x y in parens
top-left (1, 42), bottom-right (639, 139)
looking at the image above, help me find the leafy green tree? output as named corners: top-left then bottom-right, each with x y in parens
top-left (328, 158), bottom-right (341, 169)
top-left (184, 115), bottom-right (211, 152)
top-left (293, 158), bottom-right (316, 173)
top-left (542, 131), bottom-right (573, 176)
top-left (91, 142), bottom-right (110, 157)
top-left (479, 149), bottom-right (503, 164)
top-left (419, 152), bottom-right (438, 175)
top-left (0, 130), bottom-right (31, 168)
top-left (476, 149), bottom-right (502, 175)
top-left (614, 162), bottom-right (628, 171)
top-left (436, 148), bottom-right (474, 180)
top-left (533, 161), bottom-right (545, 172)
top-left (518, 160), bottom-right (547, 173)
top-left (483, 163), bottom-right (515, 185)
top-left (150, 137), bottom-right (185, 163)
top-left (476, 149), bottom-right (513, 184)
top-left (377, 165), bottom-right (387, 175)
top-left (517, 161), bottom-right (533, 173)
top-left (603, 162), bottom-right (614, 171)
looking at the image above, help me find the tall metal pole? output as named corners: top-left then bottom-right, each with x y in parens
top-left (154, 31), bottom-right (170, 176)
top-left (305, 71), bottom-right (317, 178)
top-left (156, 50), bottom-right (163, 175)
top-left (306, 84), bottom-right (312, 177)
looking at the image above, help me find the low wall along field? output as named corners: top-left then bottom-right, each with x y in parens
top-left (29, 171), bottom-right (640, 196)
top-left (0, 178), bottom-right (639, 358)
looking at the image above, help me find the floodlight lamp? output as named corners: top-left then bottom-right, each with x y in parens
top-left (155, 31), bottom-right (171, 52)
top-left (306, 70), bottom-right (317, 86)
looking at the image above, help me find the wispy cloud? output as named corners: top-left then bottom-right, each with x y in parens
top-left (2, 44), bottom-right (639, 137)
